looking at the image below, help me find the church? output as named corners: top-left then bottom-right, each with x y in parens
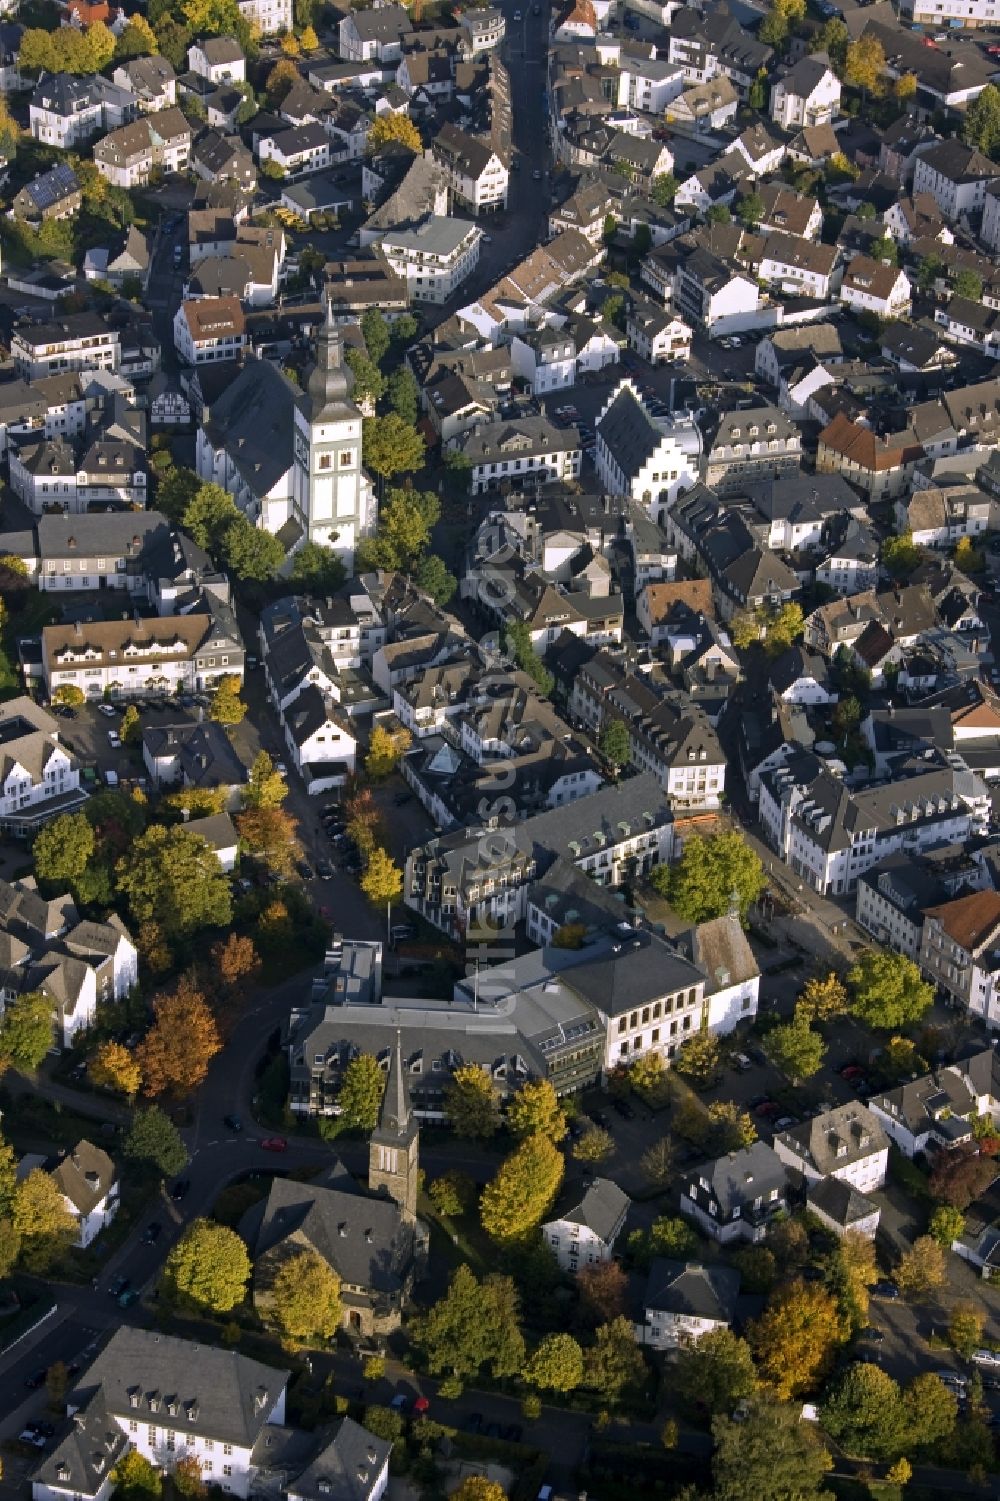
top-left (241, 1033), bottom-right (426, 1338)
top-left (195, 297), bottom-right (375, 572)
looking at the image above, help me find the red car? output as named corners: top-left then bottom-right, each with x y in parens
top-left (841, 1064), bottom-right (864, 1080)
top-left (413, 1397), bottom-right (430, 1415)
top-left (260, 1136), bottom-right (288, 1152)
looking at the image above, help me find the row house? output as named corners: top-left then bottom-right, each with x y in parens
top-left (759, 233), bottom-right (838, 301)
top-left (9, 437), bottom-right (146, 516)
top-left (31, 511), bottom-right (169, 593)
top-left (93, 107), bottom-right (191, 188)
top-left (432, 122), bottom-right (508, 213)
top-left (41, 609), bottom-right (244, 702)
top-left (456, 416), bottom-right (581, 496)
top-left (839, 256), bottom-right (912, 321)
top-left (817, 412), bottom-right (924, 501)
top-left (912, 139), bottom-right (998, 223)
top-left (920, 890), bottom-right (1000, 1029)
top-left (869, 1048), bottom-right (1000, 1159)
top-left (700, 405), bottom-right (802, 496)
top-left (172, 297), bottom-right (247, 366)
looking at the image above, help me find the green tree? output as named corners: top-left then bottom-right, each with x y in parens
top-left (504, 619), bottom-right (554, 696)
top-left (962, 81), bottom-right (1000, 155)
top-left (748, 67), bottom-right (768, 110)
top-left (814, 16), bottom-right (848, 70)
top-left (737, 190), bottom-right (764, 226)
top-left (268, 1249), bottom-right (341, 1341)
top-left (882, 531), bottom-right (922, 580)
top-left (707, 203), bottom-right (732, 224)
top-left (428, 1170), bottom-right (475, 1217)
top-left (0, 1132), bottom-right (16, 1218)
top-left (356, 486), bottom-right (439, 572)
top-left (182, 481), bottom-right (238, 552)
top-left (113, 1450), bottom-right (163, 1501)
top-left (573, 1124), bottom-right (614, 1163)
top-left (344, 348), bottom-right (386, 406)
top-left (507, 1079), bottom-right (567, 1141)
top-left (524, 1332), bottom-right (584, 1393)
top-left (161, 1218), bottom-right (250, 1313)
top-left (414, 554), bottom-right (457, 605)
top-left (584, 1316), bottom-right (647, 1404)
top-left (363, 415), bottom-right (425, 480)
top-left (895, 1235), bottom-right (946, 1298)
top-left (222, 516), bottom-right (285, 582)
top-left (124, 1105), bottom-right (189, 1178)
top-left (361, 308), bottom-right (391, 367)
top-left (337, 1052), bottom-right (386, 1132)
top-left (387, 365), bottom-right (420, 425)
top-left (649, 1215), bottom-right (700, 1259)
top-left (603, 213), bottom-right (618, 246)
top-left (32, 813), bottom-right (95, 888)
top-left (948, 1302), bottom-right (984, 1358)
top-left (675, 1328), bottom-right (757, 1417)
top-left (598, 718), bottom-right (630, 772)
top-left (119, 703), bottom-right (141, 746)
top-left (928, 1204), bottom-right (966, 1247)
top-left (244, 751), bottom-right (288, 810)
top-left (209, 674), bottom-right (247, 726)
top-left (117, 824), bottom-right (231, 939)
top-left (902, 1372), bottom-right (957, 1452)
top-left (0, 991), bottom-right (53, 1070)
top-left (289, 541), bottom-right (346, 595)
top-left (412, 1264), bottom-right (525, 1380)
top-left (447, 1064), bottom-right (502, 1138)
top-left (954, 268), bottom-right (983, 300)
top-left (712, 1397), bottom-right (833, 1501)
top-left (115, 14), bottom-right (159, 58)
top-left (480, 1133), bottom-right (565, 1244)
top-left (848, 949), bottom-right (933, 1030)
top-left (707, 1099), bottom-right (758, 1152)
top-left (652, 830), bottom-right (765, 923)
top-left (12, 1169), bottom-right (76, 1271)
top-left (362, 1405), bottom-right (404, 1442)
top-left (765, 1018), bottom-right (826, 1082)
top-left (870, 235), bottom-right (898, 266)
top-left (651, 172), bottom-right (677, 207)
top-left (820, 1362), bottom-right (906, 1459)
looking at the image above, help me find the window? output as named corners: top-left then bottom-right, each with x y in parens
top-left (223, 1446), bottom-right (233, 1457)
top-left (318, 454), bottom-right (333, 470)
top-left (223, 1467), bottom-right (232, 1478)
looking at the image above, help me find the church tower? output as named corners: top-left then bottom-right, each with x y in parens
top-left (368, 1030), bottom-right (420, 1224)
top-left (292, 294), bottom-right (374, 566)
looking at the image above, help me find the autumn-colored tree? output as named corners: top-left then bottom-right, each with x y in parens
top-left (949, 1302), bottom-right (984, 1358)
top-left (367, 111), bottom-right (422, 154)
top-left (928, 1204), bottom-right (966, 1247)
top-left (928, 1140), bottom-right (997, 1210)
top-left (523, 1332), bottom-right (584, 1394)
top-left (707, 1100), bottom-right (757, 1153)
top-left (796, 971), bottom-right (847, 1025)
top-left (161, 1218), bottom-right (250, 1313)
top-left (451, 1480), bottom-right (506, 1501)
top-left (268, 1249), bottom-right (341, 1342)
top-left (163, 786), bottom-right (228, 819)
top-left (447, 1063), bottom-right (502, 1138)
top-left (506, 1079), bottom-right (567, 1141)
top-left (211, 933), bottom-right (261, 996)
top-left (244, 750), bottom-right (288, 810)
top-left (266, 55), bottom-right (299, 104)
top-left (0, 1132), bottom-right (16, 1218)
top-left (112, 1450), bottom-right (162, 1501)
top-left (137, 919), bottom-right (172, 976)
top-left (210, 674), bottom-right (247, 726)
top-left (831, 1228), bottom-right (877, 1331)
top-left (846, 33), bottom-right (886, 95)
top-left (13, 1169), bottom-right (76, 1271)
top-left (90, 1041), bottom-right (142, 1099)
top-left (573, 1125), bottom-right (614, 1163)
top-left (360, 847), bottom-right (403, 907)
top-left (120, 704), bottom-right (141, 745)
top-left (337, 1052), bottom-right (386, 1131)
top-left (640, 1136), bottom-right (675, 1188)
top-left (748, 1279), bottom-right (845, 1399)
top-left (236, 805), bottom-right (302, 878)
top-left (480, 1133), bottom-right (564, 1243)
top-left (171, 1456), bottom-right (206, 1499)
top-left (577, 1258), bottom-right (628, 1325)
top-left (896, 1235), bottom-right (946, 1298)
top-left (673, 1030), bottom-right (721, 1086)
top-left (365, 724), bottom-right (412, 779)
top-left (136, 975), bottom-right (222, 1097)
top-left (344, 787), bottom-right (383, 857)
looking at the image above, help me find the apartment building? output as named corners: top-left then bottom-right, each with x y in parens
top-left (920, 889), bottom-right (1000, 1027)
top-left (41, 610), bottom-right (244, 702)
top-left (457, 416), bottom-right (582, 495)
top-left (432, 123), bottom-right (508, 213)
top-left (773, 1102), bottom-right (889, 1196)
top-left (541, 1178), bottom-right (630, 1273)
top-left (378, 216), bottom-right (482, 304)
top-left (172, 297), bottom-right (247, 366)
top-left (29, 72), bottom-right (136, 148)
top-left (11, 315), bottom-right (120, 380)
top-left (0, 697), bottom-right (85, 837)
top-left (93, 108), bottom-right (191, 188)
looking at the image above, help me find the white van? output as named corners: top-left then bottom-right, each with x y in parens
top-left (972, 1349), bottom-right (1000, 1369)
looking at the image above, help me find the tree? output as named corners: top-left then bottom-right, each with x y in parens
top-left (367, 112), bottom-right (422, 154)
top-left (759, 4), bottom-right (790, 46)
top-left (412, 1264), bottom-right (525, 1380)
top-left (707, 1100), bottom-right (757, 1152)
top-left (52, 684), bottom-right (85, 708)
top-left (902, 1372), bottom-right (958, 1452)
top-left (46, 1360), bottom-right (69, 1409)
top-left (222, 517), bottom-right (285, 582)
top-left (814, 16), bottom-right (848, 69)
top-left (280, 29), bottom-right (300, 53)
top-left (640, 1136), bottom-right (675, 1188)
top-left (748, 1279), bottom-right (845, 1399)
top-left (268, 1248), bottom-right (341, 1342)
top-left (362, 415), bottom-right (425, 480)
top-left (832, 694), bottom-right (862, 741)
top-left (602, 213), bottom-right (618, 246)
top-left (673, 1030), bottom-right (721, 1086)
top-left (797, 971), bottom-right (847, 1024)
top-left (244, 751), bottom-right (287, 810)
top-left (366, 723), bottom-right (412, 779)
top-left (414, 555), bottom-right (457, 605)
top-left (882, 531), bottom-right (922, 580)
top-left (584, 1316), bottom-right (647, 1404)
top-left (113, 1451), bottom-right (163, 1501)
top-left (0, 1133), bottom-right (16, 1219)
top-left (289, 541), bottom-right (346, 595)
top-left (33, 813), bottom-right (95, 888)
top-left (846, 34), bottom-right (885, 96)
top-left (236, 806), bottom-right (302, 879)
top-left (507, 1079), bottom-right (567, 1142)
top-left (675, 1328), bottom-right (757, 1417)
top-left (387, 365), bottom-right (420, 425)
top-left (651, 172), bottom-right (677, 206)
top-left (830, 1229), bottom-right (877, 1331)
top-left (344, 348), bottom-right (385, 407)
top-left (451, 1481), bottom-right (506, 1501)
top-left (171, 1457), bottom-right (206, 1499)
top-left (162, 1218), bottom-right (250, 1313)
top-left (765, 1018), bottom-right (825, 1083)
top-left (480, 1133), bottom-right (565, 1243)
top-left (300, 23), bottom-right (319, 48)
top-left (954, 535), bottom-right (985, 576)
top-left (447, 1064), bottom-right (501, 1138)
top-left (360, 847), bottom-right (403, 907)
top-left (895, 1235), bottom-right (946, 1298)
top-left (848, 949), bottom-right (933, 1031)
top-left (928, 1140), bottom-right (997, 1210)
top-left (428, 1170), bottom-right (475, 1217)
top-left (577, 1259), bottom-right (629, 1324)
top-left (90, 1041), bottom-right (142, 1099)
top-left (155, 463), bottom-right (200, 522)
top-left (573, 1125), bottom-right (614, 1163)
top-left (211, 933), bottom-right (261, 995)
top-left (210, 674), bottom-right (247, 726)
top-left (649, 1215), bottom-right (700, 1259)
top-left (266, 56), bottom-right (301, 105)
top-left (504, 619), bottom-right (554, 696)
top-left (119, 704), bottom-right (141, 746)
top-left (869, 235), bottom-right (898, 266)
top-left (362, 1405), bottom-right (404, 1442)
top-left (730, 611), bottom-right (762, 650)
top-left (182, 481), bottom-right (238, 551)
top-left (598, 718), bottom-right (630, 773)
top-left (653, 830), bottom-right (765, 923)
top-left (766, 602), bottom-right (805, 653)
top-left (712, 1397), bottom-right (832, 1501)
top-left (630, 1051), bottom-right (666, 1096)
top-left (737, 190), bottom-right (764, 226)
top-left (12, 1169), bottom-right (76, 1271)
top-left (360, 308), bottom-right (391, 367)
top-left (117, 824), bottom-right (232, 938)
top-left (928, 1204), bottom-right (966, 1247)
top-left (948, 1302), bottom-right (984, 1358)
top-left (337, 1053), bottom-right (385, 1132)
top-left (954, 268), bottom-right (984, 301)
top-left (137, 976), bottom-right (222, 1098)
top-left (357, 485), bottom-right (439, 573)
top-left (963, 81), bottom-right (1000, 155)
top-left (524, 1332), bottom-right (584, 1394)
top-left (124, 1106), bottom-right (189, 1178)
top-left (115, 14), bottom-right (159, 58)
top-left (344, 788), bottom-right (383, 859)
top-left (821, 1363), bottom-right (906, 1459)
top-left (0, 991), bottom-right (53, 1071)
top-left (707, 203), bottom-right (732, 224)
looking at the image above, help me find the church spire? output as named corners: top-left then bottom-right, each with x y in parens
top-left (305, 290), bottom-right (353, 416)
top-left (378, 1029), bottom-right (412, 1138)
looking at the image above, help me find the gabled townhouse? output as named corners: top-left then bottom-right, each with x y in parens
top-left (141, 720), bottom-right (248, 807)
top-left (759, 233), bottom-right (838, 301)
top-left (912, 138), bottom-right (998, 222)
top-left (281, 685), bottom-right (357, 795)
top-left (32, 511), bottom-right (169, 593)
top-left (112, 54), bottom-right (176, 113)
top-left (0, 697), bottom-right (85, 837)
top-left (50, 1139), bottom-right (119, 1248)
top-left (541, 1177), bottom-right (629, 1273)
top-left (626, 300), bottom-right (692, 366)
top-left (666, 490), bottom-right (800, 623)
top-left (187, 36), bottom-right (245, 85)
top-left (432, 121), bottom-right (508, 214)
top-left (29, 72), bottom-right (135, 147)
top-left (12, 162), bottom-right (81, 224)
top-left (766, 644), bottom-right (838, 708)
top-left (757, 181), bottom-right (823, 240)
top-left (93, 107), bottom-right (191, 187)
top-left (868, 1048), bottom-right (1000, 1158)
top-left (920, 890), bottom-right (1000, 1027)
top-left (756, 324), bottom-right (843, 391)
top-left (896, 483), bottom-right (992, 548)
top-left (680, 1142), bottom-right (790, 1244)
top-left (639, 1259), bottom-right (742, 1350)
top-left (256, 122), bottom-right (331, 178)
top-left (855, 850), bottom-right (960, 959)
top-left (769, 53), bottom-right (840, 131)
top-left (594, 381), bottom-right (701, 523)
top-left (671, 247), bottom-right (761, 335)
top-left (456, 416), bottom-right (581, 495)
top-left (673, 908), bottom-right (760, 1034)
top-left (338, 3), bottom-right (409, 63)
top-left (41, 608), bottom-right (244, 702)
top-left (700, 405), bottom-right (802, 496)
top-left (665, 75), bottom-right (739, 133)
top-left (815, 514), bottom-right (879, 597)
top-left (817, 412), bottom-right (924, 501)
top-left (190, 130), bottom-right (257, 189)
top-left (773, 1102), bottom-right (889, 1204)
top-left (934, 295), bottom-right (1000, 359)
top-left (173, 297), bottom-right (247, 366)
top-left (839, 256), bottom-right (912, 320)
top-left (731, 121), bottom-right (785, 178)
top-left (667, 9), bottom-right (772, 99)
top-left (10, 435), bottom-right (147, 516)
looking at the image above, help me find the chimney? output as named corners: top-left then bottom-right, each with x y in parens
top-left (74, 620), bottom-right (82, 638)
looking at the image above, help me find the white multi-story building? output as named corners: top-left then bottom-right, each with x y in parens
top-left (41, 612), bottom-right (244, 702)
top-left (432, 124), bottom-right (508, 213)
top-left (769, 55), bottom-right (840, 131)
top-left (93, 108), bottom-right (191, 188)
top-left (11, 315), bottom-right (120, 380)
top-left (759, 233), bottom-right (838, 300)
top-left (257, 123), bottom-right (331, 178)
top-left (29, 72), bottom-right (135, 147)
top-left (187, 37), bottom-right (246, 85)
top-left (10, 439), bottom-right (147, 515)
top-left (639, 1260), bottom-right (741, 1350)
top-left (920, 890), bottom-right (1000, 1027)
top-left (839, 257), bottom-right (912, 320)
top-left (595, 380), bottom-right (700, 522)
top-left (173, 297), bottom-right (247, 366)
top-left (899, 0), bottom-right (999, 33)
top-left (457, 415), bottom-right (582, 496)
top-left (774, 1102), bottom-right (889, 1196)
top-left (51, 1139), bottom-right (119, 1248)
top-left (237, 0), bottom-right (291, 34)
top-left (541, 1177), bottom-right (629, 1273)
top-left (379, 216), bottom-right (481, 304)
top-left (913, 139), bottom-right (998, 222)
top-left (0, 697), bottom-right (85, 837)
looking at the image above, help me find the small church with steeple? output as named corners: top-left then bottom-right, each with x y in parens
top-left (368, 1031), bottom-right (420, 1225)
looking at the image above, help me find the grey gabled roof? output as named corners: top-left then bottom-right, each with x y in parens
top-left (545, 1175), bottom-right (629, 1241)
top-left (644, 1257), bottom-right (740, 1322)
top-left (597, 384), bottom-right (664, 480)
top-left (201, 357), bottom-right (297, 497)
top-left (30, 1392), bottom-right (128, 1501)
top-left (70, 1328), bottom-right (290, 1448)
top-left (807, 1175), bottom-right (877, 1229)
top-left (287, 1417), bottom-right (391, 1501)
top-left (687, 1141), bottom-right (789, 1216)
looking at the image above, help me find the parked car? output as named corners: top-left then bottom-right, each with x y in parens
top-left (389, 1395), bottom-right (409, 1412)
top-left (873, 1280), bottom-right (900, 1299)
top-left (260, 1136), bottom-right (288, 1152)
top-left (972, 1349), bottom-right (1000, 1369)
top-left (773, 1116), bottom-right (797, 1130)
top-left (861, 1327), bottom-right (884, 1344)
top-left (118, 1288), bottom-right (140, 1308)
top-left (97, 703), bottom-right (118, 718)
top-left (107, 730), bottom-right (121, 748)
top-left (23, 1369), bottom-right (47, 1390)
top-left (108, 1275), bottom-right (130, 1299)
top-left (171, 1178), bottom-right (190, 1201)
top-left (316, 860), bottom-right (335, 880)
top-left (224, 1114), bottom-right (243, 1132)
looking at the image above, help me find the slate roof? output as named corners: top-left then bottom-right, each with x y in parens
top-left (597, 384), bottom-right (670, 479)
top-left (284, 1417), bottom-right (392, 1501)
top-left (807, 1175), bottom-right (878, 1230)
top-left (775, 1102), bottom-right (888, 1178)
top-left (644, 1258), bottom-right (741, 1323)
top-left (201, 358), bottom-right (297, 496)
top-left (545, 1176), bottom-right (629, 1240)
top-left (30, 1392), bottom-right (129, 1501)
top-left (686, 1142), bottom-right (789, 1216)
